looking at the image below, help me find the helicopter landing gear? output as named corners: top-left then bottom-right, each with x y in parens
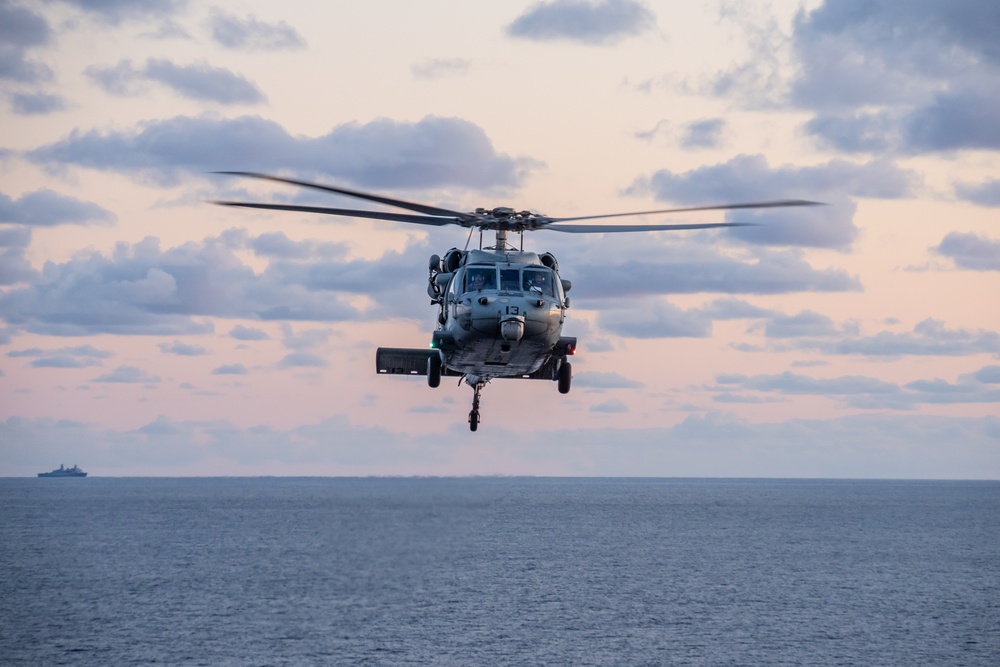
top-left (558, 360), bottom-right (572, 394)
top-left (469, 382), bottom-right (484, 432)
top-left (427, 354), bottom-right (441, 388)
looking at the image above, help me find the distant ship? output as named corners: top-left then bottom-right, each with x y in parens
top-left (38, 464), bottom-right (87, 478)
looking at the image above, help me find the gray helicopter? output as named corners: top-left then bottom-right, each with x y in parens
top-left (214, 172), bottom-right (819, 431)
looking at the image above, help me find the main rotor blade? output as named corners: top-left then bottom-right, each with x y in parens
top-left (544, 222), bottom-right (757, 233)
top-left (545, 199), bottom-right (823, 223)
top-left (214, 171), bottom-right (470, 219)
top-left (210, 201), bottom-right (462, 226)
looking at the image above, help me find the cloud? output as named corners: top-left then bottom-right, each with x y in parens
top-left (411, 58), bottom-right (471, 80)
top-left (0, 189), bottom-right (116, 226)
top-left (250, 231), bottom-right (344, 259)
top-left (590, 399), bottom-right (628, 413)
top-left (573, 371), bottom-right (643, 389)
top-left (277, 351), bottom-right (327, 368)
top-left (712, 392), bottom-right (780, 404)
top-left (955, 179), bottom-right (1000, 207)
top-left (91, 365), bottom-right (161, 383)
top-left (208, 11), bottom-right (306, 51)
top-left (30, 355), bottom-right (97, 368)
top-left (905, 90), bottom-right (1000, 152)
top-left (680, 118), bottom-right (726, 149)
top-left (143, 21), bottom-right (190, 40)
top-left (632, 155), bottom-right (919, 249)
top-left (808, 91), bottom-right (1000, 154)
top-left (230, 324), bottom-right (269, 341)
top-left (506, 0), bottom-right (655, 45)
top-left (87, 59), bottom-right (265, 104)
top-left (698, 298), bottom-right (776, 320)
top-left (8, 344), bottom-right (113, 359)
top-left (280, 324), bottom-right (331, 351)
top-left (975, 366), bottom-right (1000, 384)
top-left (811, 319), bottom-right (1000, 357)
top-left (28, 114), bottom-right (537, 189)
top-left (53, 0), bottom-right (187, 25)
top-left (0, 3), bottom-right (53, 83)
top-left (715, 366), bottom-right (1000, 410)
top-left (159, 340), bottom-right (209, 356)
top-left (788, 0), bottom-right (1000, 154)
top-left (211, 363), bottom-right (248, 375)
top-left (597, 299), bottom-right (711, 339)
top-left (717, 371), bottom-right (900, 397)
top-left (634, 119), bottom-right (668, 142)
top-left (933, 232), bottom-right (1000, 271)
top-left (763, 310), bottom-right (857, 339)
top-left (0, 229), bottom-right (464, 337)
top-left (568, 246), bottom-right (861, 301)
top-left (9, 92), bottom-right (67, 115)
top-left (0, 232), bottom-right (409, 335)
top-left (904, 376), bottom-right (1000, 405)
top-left (8, 343), bottom-right (113, 369)
top-left (0, 226), bottom-right (35, 285)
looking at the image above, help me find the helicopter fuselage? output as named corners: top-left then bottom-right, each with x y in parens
top-left (436, 249), bottom-right (570, 379)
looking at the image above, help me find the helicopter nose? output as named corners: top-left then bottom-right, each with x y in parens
top-left (500, 317), bottom-right (524, 342)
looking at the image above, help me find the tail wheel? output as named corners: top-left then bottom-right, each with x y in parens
top-left (427, 354), bottom-right (441, 388)
top-left (558, 360), bottom-right (572, 394)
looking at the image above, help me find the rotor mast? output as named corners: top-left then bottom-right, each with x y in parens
top-left (477, 207), bottom-right (530, 251)
top-left (493, 227), bottom-right (508, 251)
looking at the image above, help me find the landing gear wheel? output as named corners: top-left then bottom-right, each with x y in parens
top-left (468, 382), bottom-right (484, 432)
top-left (427, 354), bottom-right (441, 388)
top-left (558, 360), bottom-right (572, 394)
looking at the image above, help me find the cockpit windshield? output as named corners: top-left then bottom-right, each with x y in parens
top-left (463, 265), bottom-right (558, 296)
top-left (464, 267), bottom-right (496, 292)
top-left (499, 269), bottom-right (520, 292)
top-left (522, 268), bottom-right (555, 296)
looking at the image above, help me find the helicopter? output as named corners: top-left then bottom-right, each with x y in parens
top-left (213, 171), bottom-right (820, 431)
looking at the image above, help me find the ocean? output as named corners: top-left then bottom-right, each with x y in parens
top-left (1, 477), bottom-right (997, 665)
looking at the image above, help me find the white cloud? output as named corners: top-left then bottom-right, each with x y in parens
top-left (411, 58), bottom-right (471, 80)
top-left (790, 0), bottom-right (1000, 153)
top-left (91, 365), bottom-right (161, 383)
top-left (0, 3), bottom-right (52, 83)
top-left (954, 180), bottom-right (1000, 207)
top-left (0, 189), bottom-right (116, 226)
top-left (29, 115), bottom-right (538, 190)
top-left (574, 371), bottom-right (643, 389)
top-left (209, 12), bottom-right (306, 51)
top-left (632, 155), bottom-right (919, 249)
top-left (933, 232), bottom-right (1000, 271)
top-left (506, 0), bottom-right (655, 45)
top-left (10, 92), bottom-right (67, 115)
top-left (87, 59), bottom-right (266, 104)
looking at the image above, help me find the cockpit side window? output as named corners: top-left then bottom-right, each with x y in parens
top-left (522, 268), bottom-right (555, 296)
top-left (464, 267), bottom-right (496, 292)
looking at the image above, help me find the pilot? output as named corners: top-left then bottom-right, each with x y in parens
top-left (526, 272), bottom-right (549, 293)
top-left (469, 272), bottom-right (488, 291)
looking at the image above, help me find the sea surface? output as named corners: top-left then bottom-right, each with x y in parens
top-left (1, 477), bottom-right (997, 666)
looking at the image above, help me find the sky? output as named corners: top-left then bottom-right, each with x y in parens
top-left (0, 0), bottom-right (998, 478)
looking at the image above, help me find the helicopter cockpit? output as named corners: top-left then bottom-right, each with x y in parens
top-left (464, 267), bottom-right (496, 292)
top-left (461, 265), bottom-right (560, 298)
top-left (522, 268), bottom-right (555, 296)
